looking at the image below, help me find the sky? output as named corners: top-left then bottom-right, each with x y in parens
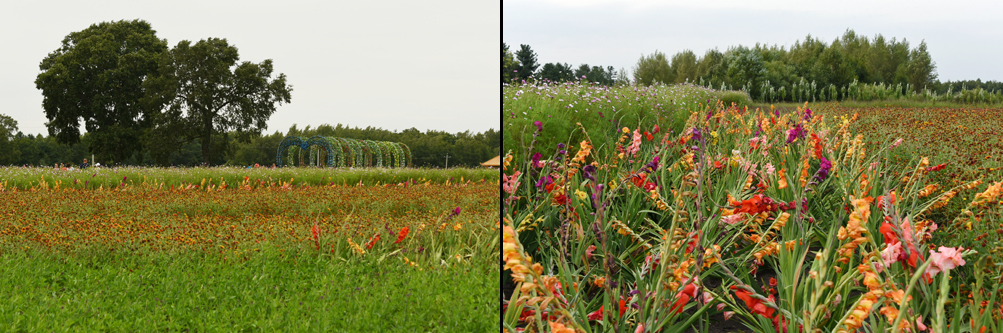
top-left (505, 0), bottom-right (1003, 83)
top-left (0, 0), bottom-right (499, 137)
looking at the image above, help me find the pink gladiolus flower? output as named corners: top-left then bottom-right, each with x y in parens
top-left (926, 246), bottom-right (967, 277)
top-left (503, 172), bottom-right (521, 194)
top-left (716, 303), bottom-right (726, 311)
top-left (627, 129), bottom-right (642, 157)
top-left (916, 315), bottom-right (927, 331)
top-left (881, 242), bottom-right (902, 266)
top-left (721, 214), bottom-right (743, 225)
top-left (723, 311), bottom-right (734, 320)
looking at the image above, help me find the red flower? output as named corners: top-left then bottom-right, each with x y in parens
top-left (643, 181), bottom-right (657, 192)
top-left (395, 226), bottom-right (409, 244)
top-left (732, 285), bottom-right (774, 319)
top-left (644, 131), bottom-right (653, 141)
top-left (311, 224), bottom-right (320, 250)
top-left (879, 219), bottom-right (899, 244)
top-left (365, 233), bottom-right (380, 249)
top-left (554, 193), bottom-right (568, 205)
top-left (653, 125), bottom-right (660, 134)
top-left (545, 182), bottom-right (555, 193)
top-left (926, 163), bottom-right (946, 172)
top-left (714, 160), bottom-right (724, 170)
top-left (631, 173), bottom-right (647, 188)
top-left (811, 133), bottom-right (823, 159)
top-left (875, 193), bottom-right (897, 211)
top-left (685, 231), bottom-right (700, 254)
top-left (587, 297), bottom-right (629, 321)
top-left (587, 306), bottom-right (604, 321)
top-left (880, 218), bottom-right (922, 269)
top-left (733, 194), bottom-right (776, 215)
top-left (670, 284), bottom-right (698, 314)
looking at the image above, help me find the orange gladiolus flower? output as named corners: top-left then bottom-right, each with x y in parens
top-left (311, 224), bottom-right (320, 250)
top-left (395, 226), bottom-right (409, 244)
top-left (669, 283), bottom-right (698, 314)
top-left (731, 285), bottom-right (774, 319)
top-left (365, 233), bottom-right (380, 249)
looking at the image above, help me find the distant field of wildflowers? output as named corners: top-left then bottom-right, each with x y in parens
top-left (0, 168), bottom-right (499, 331)
top-left (502, 82), bottom-right (1003, 333)
top-left (0, 166), bottom-right (496, 190)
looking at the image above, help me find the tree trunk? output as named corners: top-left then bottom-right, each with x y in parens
top-left (202, 116), bottom-right (213, 165)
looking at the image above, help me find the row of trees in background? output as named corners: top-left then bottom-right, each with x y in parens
top-left (0, 114), bottom-right (498, 168)
top-left (505, 30), bottom-right (1003, 104)
top-left (502, 43), bottom-right (625, 86)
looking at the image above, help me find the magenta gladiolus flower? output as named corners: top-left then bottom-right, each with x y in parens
top-left (534, 121), bottom-right (543, 132)
top-left (814, 157), bottom-right (831, 182)
top-left (531, 152), bottom-right (543, 168)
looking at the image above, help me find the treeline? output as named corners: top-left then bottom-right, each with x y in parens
top-left (505, 30), bottom-right (1003, 104)
top-left (0, 115), bottom-right (499, 168)
top-left (503, 43), bottom-right (627, 85)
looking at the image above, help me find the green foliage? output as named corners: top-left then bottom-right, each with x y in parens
top-left (718, 91), bottom-right (752, 108)
top-left (515, 44), bottom-right (539, 81)
top-left (34, 19), bottom-right (168, 163)
top-left (632, 50), bottom-right (673, 86)
top-left (657, 29), bottom-right (951, 104)
top-left (906, 41), bottom-right (937, 91)
top-left (503, 42), bottom-right (519, 83)
top-left (538, 62), bottom-right (575, 83)
top-left (143, 38), bottom-right (293, 165)
top-left (0, 114), bottom-right (18, 165)
top-left (503, 81), bottom-right (743, 165)
top-left (670, 49), bottom-right (698, 83)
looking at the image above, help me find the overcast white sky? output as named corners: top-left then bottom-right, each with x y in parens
top-left (505, 0), bottom-right (1003, 83)
top-left (0, 0), bottom-right (499, 137)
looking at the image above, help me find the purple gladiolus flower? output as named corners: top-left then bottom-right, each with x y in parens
top-left (691, 128), bottom-right (702, 142)
top-left (532, 152), bottom-right (543, 168)
top-left (786, 123), bottom-right (805, 144)
top-left (536, 174), bottom-right (552, 190)
top-left (591, 184), bottom-right (603, 208)
top-left (803, 108), bottom-right (813, 121)
top-left (582, 164), bottom-right (596, 182)
top-left (557, 143), bottom-right (565, 149)
top-left (645, 156), bottom-right (660, 173)
top-left (814, 157), bottom-right (832, 182)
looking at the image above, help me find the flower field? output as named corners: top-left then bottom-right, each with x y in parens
top-left (502, 82), bottom-right (1003, 333)
top-left (0, 168), bottom-right (500, 331)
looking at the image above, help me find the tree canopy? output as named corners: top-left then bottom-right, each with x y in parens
top-left (515, 44), bottom-right (539, 81)
top-left (143, 38), bottom-right (292, 165)
top-left (633, 50), bottom-right (673, 86)
top-left (35, 19), bottom-right (168, 163)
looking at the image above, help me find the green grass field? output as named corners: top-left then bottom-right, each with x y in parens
top-left (0, 168), bottom-right (500, 331)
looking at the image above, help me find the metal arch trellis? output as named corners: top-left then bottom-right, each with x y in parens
top-left (306, 136), bottom-right (336, 167)
top-left (276, 136), bottom-right (412, 168)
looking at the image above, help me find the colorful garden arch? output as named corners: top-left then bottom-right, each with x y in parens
top-left (276, 136), bottom-right (412, 168)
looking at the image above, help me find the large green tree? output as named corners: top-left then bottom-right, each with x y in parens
top-left (143, 38), bottom-right (292, 165)
top-left (0, 114), bottom-right (19, 165)
top-left (35, 20), bottom-right (168, 164)
top-left (906, 41), bottom-right (937, 91)
top-left (670, 50), bottom-right (698, 84)
top-left (515, 44), bottom-right (539, 81)
top-left (633, 51), bottom-right (673, 86)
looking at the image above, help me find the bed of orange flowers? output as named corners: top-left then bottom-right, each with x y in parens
top-left (0, 179), bottom-right (498, 256)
